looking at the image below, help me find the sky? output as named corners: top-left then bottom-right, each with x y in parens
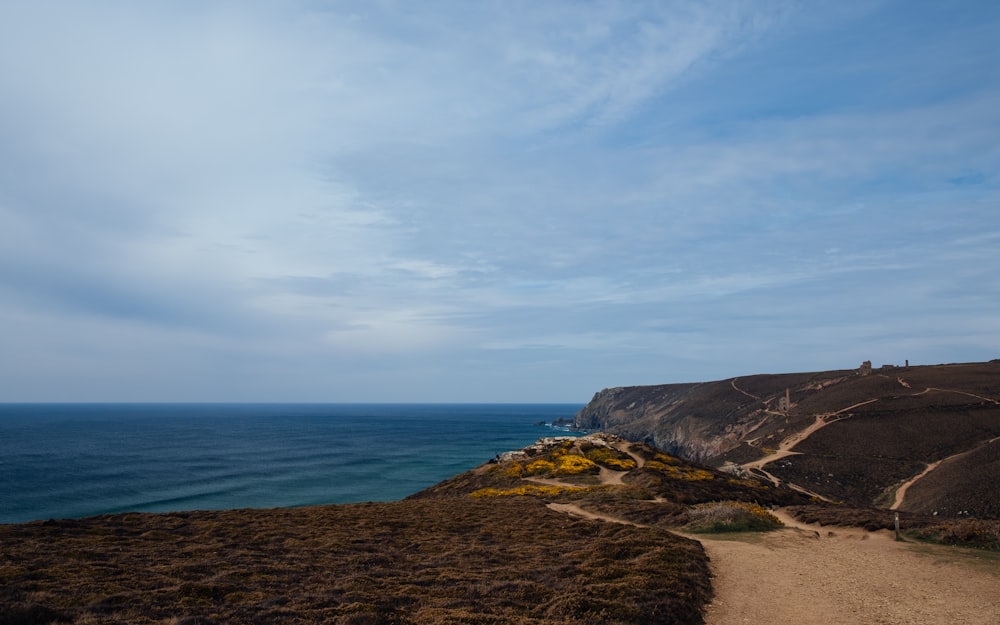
top-left (1, 1), bottom-right (998, 403)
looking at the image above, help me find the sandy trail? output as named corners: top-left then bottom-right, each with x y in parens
top-left (722, 388), bottom-right (999, 623)
top-left (740, 399), bottom-right (878, 496)
top-left (743, 406), bottom-right (864, 470)
top-left (541, 435), bottom-right (1000, 624)
top-left (730, 378), bottom-right (760, 401)
top-left (547, 502), bottom-right (643, 526)
top-left (696, 511), bottom-right (1000, 625)
top-left (547, 500), bottom-right (1000, 625)
top-left (890, 434), bottom-right (1000, 510)
top-left (912, 386), bottom-right (1000, 405)
top-left (740, 414), bottom-right (840, 498)
top-left (890, 460), bottom-right (943, 510)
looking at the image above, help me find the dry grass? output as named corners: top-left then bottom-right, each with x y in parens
top-left (576, 362), bottom-right (1000, 518)
top-left (0, 496), bottom-right (712, 625)
top-left (684, 502), bottom-right (783, 534)
top-left (20, 430), bottom-right (998, 625)
top-left (906, 519), bottom-right (1000, 550)
top-left (0, 435), bottom-right (812, 624)
top-left (785, 504), bottom-right (1000, 551)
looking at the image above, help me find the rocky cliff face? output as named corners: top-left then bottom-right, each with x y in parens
top-left (574, 364), bottom-right (1000, 466)
top-left (574, 374), bottom-right (821, 463)
top-left (574, 362), bottom-right (1000, 516)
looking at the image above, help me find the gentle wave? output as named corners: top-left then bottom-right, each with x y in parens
top-left (0, 403), bottom-right (582, 523)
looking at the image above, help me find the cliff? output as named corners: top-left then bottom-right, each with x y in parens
top-left (575, 361), bottom-right (1000, 516)
top-left (3, 431), bottom-right (997, 625)
top-left (574, 371), bottom-right (843, 462)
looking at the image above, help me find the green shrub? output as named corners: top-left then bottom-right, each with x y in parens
top-left (906, 519), bottom-right (1000, 551)
top-left (685, 501), bottom-right (783, 533)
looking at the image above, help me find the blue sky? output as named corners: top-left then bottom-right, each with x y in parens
top-left (1, 1), bottom-right (998, 402)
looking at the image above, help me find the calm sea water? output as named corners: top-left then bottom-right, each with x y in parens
top-left (0, 403), bottom-right (583, 524)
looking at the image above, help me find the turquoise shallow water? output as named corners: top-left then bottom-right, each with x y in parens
top-left (0, 403), bottom-right (583, 524)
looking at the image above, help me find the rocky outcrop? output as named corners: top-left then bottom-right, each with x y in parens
top-left (575, 375), bottom-right (819, 463)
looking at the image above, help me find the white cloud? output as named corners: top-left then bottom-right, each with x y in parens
top-left (1, 1), bottom-right (998, 400)
top-left (323, 307), bottom-right (475, 354)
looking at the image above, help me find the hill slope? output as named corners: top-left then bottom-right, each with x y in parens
top-left (574, 361), bottom-right (1000, 517)
top-left (1, 434), bottom-right (808, 625)
top-left (3, 433), bottom-right (997, 624)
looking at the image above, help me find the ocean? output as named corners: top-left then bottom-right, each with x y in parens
top-left (0, 403), bottom-right (583, 524)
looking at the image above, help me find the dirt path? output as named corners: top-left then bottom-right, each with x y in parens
top-left (912, 386), bottom-right (1000, 405)
top-left (742, 415), bottom-right (826, 472)
top-left (695, 511), bottom-right (1000, 625)
top-left (526, 439), bottom-right (646, 488)
top-left (537, 434), bottom-right (1000, 624)
top-left (730, 378), bottom-right (760, 401)
top-left (890, 434), bottom-right (1000, 510)
top-left (740, 385), bottom-right (998, 506)
top-left (745, 399), bottom-right (878, 470)
top-left (546, 500), bottom-right (1000, 625)
top-left (547, 502), bottom-right (644, 526)
top-left (741, 414), bottom-right (841, 498)
top-left (740, 399), bottom-right (878, 495)
top-left (890, 460), bottom-right (943, 510)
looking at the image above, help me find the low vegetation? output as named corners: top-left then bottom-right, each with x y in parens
top-left (577, 361), bottom-right (1000, 517)
top-left (6, 431), bottom-right (992, 625)
top-left (582, 443), bottom-right (638, 470)
top-left (469, 483), bottom-right (573, 498)
top-left (786, 503), bottom-right (1000, 551)
top-left (906, 519), bottom-right (1000, 551)
top-left (0, 497), bottom-right (712, 625)
top-left (684, 501), bottom-right (784, 533)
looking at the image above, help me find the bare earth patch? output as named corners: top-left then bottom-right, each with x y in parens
top-left (697, 510), bottom-right (1000, 625)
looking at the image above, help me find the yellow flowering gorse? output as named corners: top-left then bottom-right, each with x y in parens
top-left (646, 461), bottom-right (714, 481)
top-left (470, 484), bottom-right (568, 498)
top-left (584, 447), bottom-right (638, 470)
top-left (525, 459), bottom-right (556, 475)
top-left (555, 454), bottom-right (598, 475)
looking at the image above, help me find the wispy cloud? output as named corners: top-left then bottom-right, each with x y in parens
top-left (1, 1), bottom-right (998, 400)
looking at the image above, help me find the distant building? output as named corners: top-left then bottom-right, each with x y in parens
top-left (859, 360), bottom-right (872, 376)
top-left (777, 388), bottom-right (791, 412)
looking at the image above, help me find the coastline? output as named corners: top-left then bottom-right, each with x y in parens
top-left (0, 403), bottom-right (584, 524)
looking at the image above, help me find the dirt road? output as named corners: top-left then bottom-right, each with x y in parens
top-left (541, 435), bottom-right (1000, 624)
top-left (697, 511), bottom-right (1000, 625)
top-left (548, 499), bottom-right (1000, 624)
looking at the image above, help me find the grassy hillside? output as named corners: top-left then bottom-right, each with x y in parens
top-left (2, 497), bottom-right (710, 625)
top-left (575, 361), bottom-right (1000, 517)
top-left (3, 433), bottom-right (997, 624)
top-left (5, 434), bottom-right (767, 625)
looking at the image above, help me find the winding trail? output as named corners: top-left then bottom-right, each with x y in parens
top-left (739, 398), bottom-right (879, 496)
top-left (526, 438), bottom-right (645, 489)
top-left (730, 378), bottom-right (760, 401)
top-left (537, 434), bottom-right (1000, 624)
top-left (740, 413), bottom-right (845, 498)
top-left (891, 434), bottom-right (1000, 510)
top-left (890, 461), bottom-right (943, 510)
top-left (547, 491), bottom-right (1000, 624)
top-left (547, 502), bottom-right (643, 526)
top-left (741, 382), bottom-right (1000, 504)
top-left (912, 386), bottom-right (1000, 404)
top-left (883, 384), bottom-right (1000, 510)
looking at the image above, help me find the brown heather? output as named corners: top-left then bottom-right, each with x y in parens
top-left (4, 434), bottom-right (995, 625)
top-left (1, 497), bottom-right (712, 625)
